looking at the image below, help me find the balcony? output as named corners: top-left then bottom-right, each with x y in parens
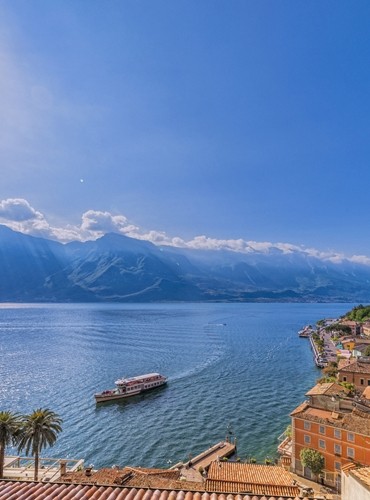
top-left (277, 436), bottom-right (292, 457)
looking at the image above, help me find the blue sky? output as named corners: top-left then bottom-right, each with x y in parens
top-left (1, 1), bottom-right (370, 259)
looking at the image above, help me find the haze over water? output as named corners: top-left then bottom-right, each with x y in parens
top-left (0, 302), bottom-right (353, 468)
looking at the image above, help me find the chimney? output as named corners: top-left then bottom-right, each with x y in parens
top-left (60, 460), bottom-right (67, 477)
top-left (85, 467), bottom-right (93, 477)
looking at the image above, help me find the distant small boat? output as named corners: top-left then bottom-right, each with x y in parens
top-left (95, 373), bottom-right (167, 403)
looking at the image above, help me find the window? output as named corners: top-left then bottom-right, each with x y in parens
top-left (343, 376), bottom-right (347, 382)
top-left (304, 435), bottom-right (311, 444)
top-left (304, 421), bottom-right (311, 430)
top-left (319, 439), bottom-right (326, 449)
top-left (319, 425), bottom-right (325, 434)
top-left (334, 444), bottom-right (341, 455)
top-left (335, 461), bottom-right (341, 471)
top-left (347, 432), bottom-right (354, 442)
top-left (347, 447), bottom-right (355, 459)
top-left (361, 378), bottom-right (364, 385)
top-left (368, 380), bottom-right (370, 386)
top-left (334, 429), bottom-right (341, 439)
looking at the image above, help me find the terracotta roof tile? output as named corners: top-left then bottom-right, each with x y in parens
top-left (349, 466), bottom-right (370, 489)
top-left (290, 402), bottom-right (309, 417)
top-left (305, 382), bottom-right (345, 397)
top-left (62, 467), bottom-right (204, 492)
top-left (205, 462), bottom-right (299, 497)
top-left (338, 358), bottom-right (370, 374)
top-left (363, 387), bottom-right (370, 399)
top-left (0, 480), bottom-right (311, 500)
top-left (292, 402), bottom-right (370, 435)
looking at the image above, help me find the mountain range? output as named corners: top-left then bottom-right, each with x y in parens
top-left (1, 224), bottom-right (370, 303)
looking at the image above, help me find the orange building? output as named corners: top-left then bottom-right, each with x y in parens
top-left (339, 320), bottom-right (361, 336)
top-left (290, 382), bottom-right (370, 490)
top-left (338, 357), bottom-right (370, 389)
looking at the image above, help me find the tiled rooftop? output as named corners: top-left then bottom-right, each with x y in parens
top-left (0, 480), bottom-right (312, 500)
top-left (205, 462), bottom-right (300, 497)
top-left (349, 466), bottom-right (370, 489)
top-left (305, 382), bottom-right (345, 397)
top-left (338, 358), bottom-right (370, 374)
top-left (363, 386), bottom-right (370, 400)
top-left (290, 402), bottom-right (309, 417)
top-left (62, 466), bottom-right (203, 491)
top-left (291, 402), bottom-right (370, 435)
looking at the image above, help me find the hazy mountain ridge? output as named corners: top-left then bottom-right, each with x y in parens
top-left (0, 225), bottom-right (370, 302)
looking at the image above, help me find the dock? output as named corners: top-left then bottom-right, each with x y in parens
top-left (171, 440), bottom-right (236, 481)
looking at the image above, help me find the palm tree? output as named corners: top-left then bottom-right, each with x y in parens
top-left (18, 408), bottom-right (62, 481)
top-left (0, 411), bottom-right (22, 479)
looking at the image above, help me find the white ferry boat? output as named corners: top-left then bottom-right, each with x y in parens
top-left (95, 373), bottom-right (167, 403)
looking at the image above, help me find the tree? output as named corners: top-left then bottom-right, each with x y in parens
top-left (340, 382), bottom-right (356, 397)
top-left (300, 448), bottom-right (324, 479)
top-left (0, 411), bottom-right (22, 479)
top-left (285, 424), bottom-right (292, 438)
top-left (317, 376), bottom-right (336, 384)
top-left (18, 408), bottom-right (62, 481)
top-left (364, 345), bottom-right (370, 356)
top-left (322, 361), bottom-right (338, 378)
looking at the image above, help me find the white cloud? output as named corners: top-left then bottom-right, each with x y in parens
top-left (347, 255), bottom-right (370, 266)
top-left (0, 197), bottom-right (370, 267)
top-left (81, 210), bottom-right (139, 236)
top-left (0, 198), bottom-right (43, 221)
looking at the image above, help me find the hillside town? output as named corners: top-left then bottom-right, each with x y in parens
top-left (2, 309), bottom-right (370, 500)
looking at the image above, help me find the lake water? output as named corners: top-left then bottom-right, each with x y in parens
top-left (0, 302), bottom-right (353, 468)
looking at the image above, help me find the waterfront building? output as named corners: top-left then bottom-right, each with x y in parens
top-left (337, 357), bottom-right (370, 389)
top-left (289, 382), bottom-right (370, 490)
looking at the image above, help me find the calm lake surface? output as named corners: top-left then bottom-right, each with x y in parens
top-left (0, 302), bottom-right (354, 468)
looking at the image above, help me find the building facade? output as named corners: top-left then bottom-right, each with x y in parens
top-left (338, 357), bottom-right (370, 389)
top-left (290, 382), bottom-right (370, 490)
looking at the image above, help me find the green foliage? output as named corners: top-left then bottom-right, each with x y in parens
top-left (300, 448), bottom-right (324, 476)
top-left (364, 345), bottom-right (370, 356)
top-left (18, 408), bottom-right (62, 481)
top-left (317, 376), bottom-right (336, 384)
top-left (325, 324), bottom-right (352, 335)
top-left (339, 382), bottom-right (356, 396)
top-left (316, 338), bottom-right (325, 348)
top-left (322, 362), bottom-right (338, 378)
top-left (345, 304), bottom-right (370, 322)
top-left (316, 319), bottom-right (325, 327)
top-left (0, 411), bottom-right (22, 479)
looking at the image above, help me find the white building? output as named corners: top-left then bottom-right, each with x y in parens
top-left (341, 464), bottom-right (370, 500)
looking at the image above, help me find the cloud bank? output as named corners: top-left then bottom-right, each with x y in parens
top-left (0, 197), bottom-right (370, 266)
